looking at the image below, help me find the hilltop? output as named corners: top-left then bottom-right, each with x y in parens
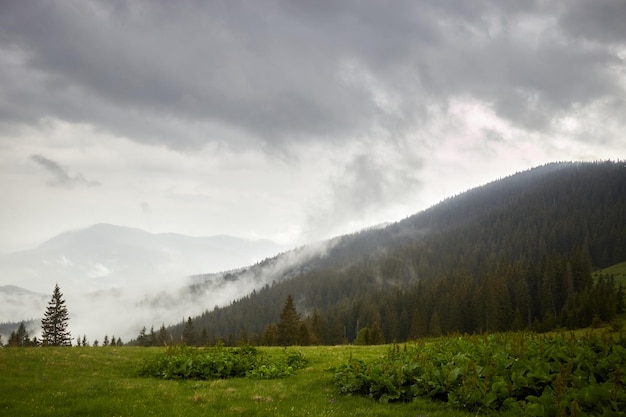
top-left (161, 161), bottom-right (626, 344)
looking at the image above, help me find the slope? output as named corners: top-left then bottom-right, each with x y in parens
top-left (157, 161), bottom-right (626, 344)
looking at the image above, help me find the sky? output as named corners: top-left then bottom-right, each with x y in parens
top-left (1, 0), bottom-right (625, 254)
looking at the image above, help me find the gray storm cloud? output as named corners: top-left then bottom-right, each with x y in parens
top-left (0, 0), bottom-right (623, 150)
top-left (0, 0), bottom-right (624, 253)
top-left (30, 154), bottom-right (101, 189)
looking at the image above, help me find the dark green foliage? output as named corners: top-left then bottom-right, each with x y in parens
top-left (75, 334), bottom-right (89, 347)
top-left (41, 284), bottom-right (72, 347)
top-left (355, 322), bottom-right (385, 345)
top-left (159, 161), bottom-right (626, 344)
top-left (8, 322), bottom-right (36, 347)
top-left (182, 317), bottom-right (196, 346)
top-left (139, 344), bottom-right (308, 380)
top-left (158, 323), bottom-right (169, 346)
top-left (277, 295), bottom-right (301, 346)
top-left (136, 326), bottom-right (150, 347)
top-left (262, 323), bottom-right (278, 346)
top-left (333, 333), bottom-right (626, 416)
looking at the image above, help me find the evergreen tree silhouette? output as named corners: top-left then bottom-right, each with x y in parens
top-left (41, 284), bottom-right (72, 346)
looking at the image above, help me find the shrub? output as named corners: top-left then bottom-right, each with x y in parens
top-left (333, 333), bottom-right (626, 416)
top-left (139, 345), bottom-right (308, 380)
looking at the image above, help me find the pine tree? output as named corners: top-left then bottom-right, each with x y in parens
top-left (182, 317), bottom-right (196, 346)
top-left (309, 309), bottom-right (325, 345)
top-left (298, 322), bottom-right (312, 346)
top-left (137, 326), bottom-right (149, 346)
top-left (158, 324), bottom-right (169, 346)
top-left (41, 284), bottom-right (72, 347)
top-left (8, 331), bottom-right (17, 347)
top-left (11, 322), bottom-right (31, 347)
top-left (149, 326), bottom-right (157, 346)
top-left (369, 322), bottom-right (385, 344)
top-left (429, 311), bottom-right (442, 337)
top-left (200, 327), bottom-right (209, 346)
top-left (277, 295), bottom-right (301, 346)
top-left (409, 305), bottom-right (428, 339)
top-left (262, 323), bottom-right (278, 346)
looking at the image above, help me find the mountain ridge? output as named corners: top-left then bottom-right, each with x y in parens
top-left (162, 161), bottom-right (626, 344)
top-left (0, 223), bottom-right (290, 292)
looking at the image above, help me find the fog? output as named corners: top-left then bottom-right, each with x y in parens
top-left (0, 224), bottom-right (334, 343)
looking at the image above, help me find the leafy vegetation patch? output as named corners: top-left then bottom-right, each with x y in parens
top-left (333, 332), bottom-right (626, 416)
top-left (139, 344), bottom-right (308, 380)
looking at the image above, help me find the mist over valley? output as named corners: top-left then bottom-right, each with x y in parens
top-left (0, 223), bottom-right (291, 341)
top-left (2, 161), bottom-right (626, 345)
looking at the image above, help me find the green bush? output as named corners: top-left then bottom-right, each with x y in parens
top-left (333, 333), bottom-right (626, 416)
top-left (139, 345), bottom-right (308, 380)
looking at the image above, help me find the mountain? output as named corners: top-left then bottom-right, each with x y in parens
top-left (0, 224), bottom-right (288, 341)
top-left (161, 161), bottom-right (626, 344)
top-left (0, 223), bottom-right (288, 293)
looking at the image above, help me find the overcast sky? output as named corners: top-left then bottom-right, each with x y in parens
top-left (1, 0), bottom-right (625, 253)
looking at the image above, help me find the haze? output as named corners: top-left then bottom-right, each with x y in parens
top-left (0, 1), bottom-right (625, 339)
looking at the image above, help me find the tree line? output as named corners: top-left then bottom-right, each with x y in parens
top-left (6, 161), bottom-right (626, 348)
top-left (155, 161), bottom-right (626, 346)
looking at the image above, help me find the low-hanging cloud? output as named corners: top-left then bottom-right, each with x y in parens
top-left (31, 154), bottom-right (101, 189)
top-left (304, 140), bottom-right (424, 240)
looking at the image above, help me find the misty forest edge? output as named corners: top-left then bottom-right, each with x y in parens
top-left (2, 160), bottom-right (626, 348)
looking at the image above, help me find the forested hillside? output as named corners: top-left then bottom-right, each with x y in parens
top-left (157, 161), bottom-right (626, 346)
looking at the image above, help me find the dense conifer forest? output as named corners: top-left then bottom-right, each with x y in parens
top-left (152, 161), bottom-right (626, 346)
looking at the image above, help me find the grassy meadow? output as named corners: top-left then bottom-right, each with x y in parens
top-left (1, 344), bottom-right (475, 417)
top-left (2, 325), bottom-right (625, 417)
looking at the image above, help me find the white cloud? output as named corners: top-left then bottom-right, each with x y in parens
top-left (86, 263), bottom-right (109, 279)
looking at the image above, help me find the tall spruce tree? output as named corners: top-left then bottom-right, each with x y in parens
top-left (182, 317), bottom-right (196, 345)
top-left (41, 284), bottom-right (72, 346)
top-left (158, 323), bottom-right (169, 346)
top-left (277, 295), bottom-right (301, 346)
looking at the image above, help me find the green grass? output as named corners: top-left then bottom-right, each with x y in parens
top-left (593, 261), bottom-right (626, 285)
top-left (0, 345), bottom-right (491, 417)
top-left (3, 327), bottom-right (626, 416)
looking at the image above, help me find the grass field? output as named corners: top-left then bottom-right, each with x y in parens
top-left (0, 345), bottom-right (478, 417)
top-left (593, 261), bottom-right (626, 286)
top-left (3, 324), bottom-right (625, 417)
